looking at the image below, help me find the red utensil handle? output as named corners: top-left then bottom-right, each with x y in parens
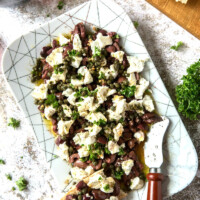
top-left (147, 173), bottom-right (164, 200)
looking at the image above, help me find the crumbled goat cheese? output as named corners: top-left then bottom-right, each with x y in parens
top-left (143, 95), bottom-right (154, 112)
top-left (58, 34), bottom-right (70, 46)
top-left (57, 120), bottom-right (74, 136)
top-left (113, 123), bottom-right (124, 142)
top-left (130, 177), bottom-right (144, 190)
top-left (73, 34), bottom-right (82, 51)
top-left (46, 47), bottom-right (64, 66)
top-left (67, 92), bottom-right (77, 105)
top-left (127, 56), bottom-right (148, 73)
top-left (44, 106), bottom-right (56, 120)
top-left (32, 83), bottom-right (48, 100)
top-left (134, 131), bottom-right (145, 142)
top-left (111, 51), bottom-right (124, 63)
top-left (62, 88), bottom-right (73, 97)
top-left (57, 143), bottom-right (69, 161)
top-left (108, 141), bottom-right (120, 154)
top-left (71, 56), bottom-right (83, 68)
top-left (85, 124), bottom-right (102, 136)
top-left (128, 73), bottom-right (137, 86)
top-left (50, 69), bottom-right (67, 83)
top-left (121, 159), bottom-right (134, 175)
top-left (135, 78), bottom-right (149, 99)
top-left (100, 177), bottom-right (115, 193)
top-left (71, 167), bottom-right (88, 180)
top-left (129, 100), bottom-right (144, 115)
top-left (73, 131), bottom-right (96, 146)
top-left (78, 145), bottom-right (90, 158)
top-left (62, 104), bottom-right (72, 117)
top-left (85, 112), bottom-right (107, 123)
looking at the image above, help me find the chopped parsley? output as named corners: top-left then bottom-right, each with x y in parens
top-left (93, 47), bottom-right (101, 57)
top-left (71, 111), bottom-right (79, 120)
top-left (103, 184), bottom-right (110, 191)
top-left (108, 135), bottom-right (114, 141)
top-left (77, 73), bottom-right (83, 80)
top-left (89, 152), bottom-right (98, 162)
top-left (98, 176), bottom-right (103, 180)
top-left (45, 94), bottom-right (59, 108)
top-left (12, 187), bottom-right (16, 191)
top-left (170, 41), bottom-right (184, 51)
top-left (57, 0), bottom-right (64, 10)
top-left (80, 157), bottom-right (88, 162)
top-left (93, 119), bottom-right (106, 126)
top-left (120, 86), bottom-right (136, 98)
top-left (98, 72), bottom-right (106, 79)
top-left (8, 118), bottom-right (20, 129)
top-left (118, 147), bottom-right (125, 156)
top-left (176, 59), bottom-right (200, 120)
top-left (74, 87), bottom-right (97, 98)
top-left (113, 34), bottom-right (120, 39)
top-left (46, 14), bottom-right (50, 17)
top-left (6, 174), bottom-right (12, 181)
top-left (0, 159), bottom-right (5, 165)
top-left (68, 49), bottom-right (81, 57)
top-left (133, 21), bottom-right (139, 28)
top-left (53, 65), bottom-right (64, 74)
top-left (16, 177), bottom-right (28, 191)
top-left (114, 170), bottom-right (124, 180)
top-left (104, 147), bottom-right (111, 154)
top-left (53, 155), bottom-right (58, 158)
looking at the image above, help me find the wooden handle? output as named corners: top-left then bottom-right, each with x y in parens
top-left (147, 173), bottom-right (164, 200)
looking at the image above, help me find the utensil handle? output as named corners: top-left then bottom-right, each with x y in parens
top-left (147, 173), bottom-right (163, 200)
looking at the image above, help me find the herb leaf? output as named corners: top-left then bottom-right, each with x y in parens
top-left (170, 41), bottom-right (184, 51)
top-left (8, 118), bottom-right (20, 129)
top-left (0, 159), bottom-right (5, 165)
top-left (176, 59), bottom-right (200, 120)
top-left (120, 86), bottom-right (136, 98)
top-left (57, 0), bottom-right (64, 10)
top-left (71, 111), bottom-right (79, 120)
top-left (93, 47), bottom-right (101, 57)
top-left (16, 177), bottom-right (28, 191)
top-left (133, 21), bottom-right (139, 28)
top-left (45, 94), bottom-right (59, 108)
top-left (103, 184), bottom-right (110, 191)
top-left (98, 72), bottom-right (105, 80)
top-left (6, 174), bottom-right (12, 181)
top-left (93, 119), bottom-right (106, 126)
top-left (114, 170), bottom-right (124, 180)
top-left (118, 147), bottom-right (125, 156)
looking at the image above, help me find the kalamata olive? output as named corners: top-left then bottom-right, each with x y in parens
top-left (123, 55), bottom-right (129, 68)
top-left (105, 154), bottom-right (116, 164)
top-left (129, 120), bottom-right (135, 127)
top-left (135, 116), bottom-right (142, 124)
top-left (135, 72), bottom-right (140, 81)
top-left (114, 38), bottom-right (120, 43)
top-left (69, 126), bottom-right (74, 134)
top-left (47, 48), bottom-right (53, 56)
top-left (75, 128), bottom-right (85, 133)
top-left (128, 151), bottom-right (137, 160)
top-left (73, 24), bottom-right (80, 35)
top-left (91, 189), bottom-right (110, 200)
top-left (117, 76), bottom-right (126, 83)
top-left (55, 136), bottom-right (64, 146)
top-left (74, 159), bottom-right (88, 169)
top-left (132, 166), bottom-right (140, 177)
top-left (65, 195), bottom-right (77, 200)
top-left (106, 45), bottom-right (116, 53)
top-left (63, 44), bottom-right (73, 58)
top-left (127, 139), bottom-right (137, 149)
top-left (52, 40), bottom-right (59, 48)
top-left (90, 160), bottom-right (102, 170)
top-left (76, 181), bottom-right (87, 190)
top-left (81, 57), bottom-right (88, 66)
top-left (136, 160), bottom-right (144, 171)
top-left (112, 181), bottom-right (120, 196)
top-left (69, 153), bottom-right (80, 163)
top-left (143, 115), bottom-right (162, 124)
top-left (113, 42), bottom-right (120, 51)
top-left (97, 136), bottom-right (107, 145)
top-left (51, 118), bottom-right (57, 125)
top-left (40, 46), bottom-right (51, 58)
top-left (42, 70), bottom-right (49, 79)
top-left (86, 84), bottom-right (93, 91)
top-left (122, 131), bottom-right (132, 141)
top-left (38, 105), bottom-right (44, 113)
top-left (137, 123), bottom-right (149, 132)
top-left (98, 29), bottom-right (107, 36)
top-left (79, 22), bottom-right (86, 39)
top-left (53, 125), bottom-right (58, 133)
top-left (117, 137), bottom-right (124, 145)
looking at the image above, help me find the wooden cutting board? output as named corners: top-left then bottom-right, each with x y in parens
top-left (146, 0), bottom-right (200, 39)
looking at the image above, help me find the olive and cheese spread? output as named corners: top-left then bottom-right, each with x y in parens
top-left (31, 23), bottom-right (162, 200)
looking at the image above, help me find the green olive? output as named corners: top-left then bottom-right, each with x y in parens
top-left (69, 146), bottom-right (73, 153)
top-left (102, 163), bottom-right (107, 168)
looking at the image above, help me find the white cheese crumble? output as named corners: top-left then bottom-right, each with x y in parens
top-left (90, 33), bottom-right (112, 53)
top-left (67, 92), bottom-right (77, 105)
top-left (73, 34), bottom-right (82, 51)
top-left (44, 106), bottom-right (56, 120)
top-left (135, 77), bottom-right (149, 100)
top-left (121, 159), bottom-right (134, 175)
top-left (108, 141), bottom-right (120, 154)
top-left (62, 88), bottom-right (73, 97)
top-left (128, 73), bottom-right (137, 86)
top-left (71, 56), bottom-right (83, 68)
top-left (73, 131), bottom-right (96, 146)
top-left (85, 166), bottom-right (94, 176)
top-left (58, 34), bottom-right (70, 46)
top-left (85, 112), bottom-right (107, 123)
top-left (50, 69), bottom-right (67, 83)
top-left (100, 64), bottom-right (118, 79)
top-left (57, 120), bottom-right (74, 136)
top-left (113, 123), bottom-right (124, 142)
top-left (106, 197), bottom-right (119, 200)
top-left (78, 145), bottom-right (90, 158)
top-left (100, 177), bottom-right (115, 193)
top-left (57, 143), bottom-right (69, 161)
top-left (130, 177), bottom-right (144, 190)
top-left (31, 83), bottom-right (48, 100)
top-left (71, 167), bottom-right (88, 180)
top-left (62, 104), bottom-right (72, 117)
top-left (127, 56), bottom-right (148, 73)
top-left (87, 173), bottom-right (105, 189)
top-left (85, 124), bottom-right (102, 136)
top-left (46, 47), bottom-right (64, 66)
top-left (134, 131), bottom-right (145, 142)
top-left (143, 95), bottom-right (154, 112)
top-left (111, 51), bottom-right (124, 63)
top-left (129, 100), bottom-right (144, 115)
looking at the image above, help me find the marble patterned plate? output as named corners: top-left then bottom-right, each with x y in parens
top-left (2, 0), bottom-right (198, 199)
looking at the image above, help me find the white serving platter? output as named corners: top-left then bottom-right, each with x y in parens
top-left (2, 0), bottom-right (198, 199)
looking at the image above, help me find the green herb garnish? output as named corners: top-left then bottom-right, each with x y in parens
top-left (0, 159), bottom-right (5, 165)
top-left (98, 176), bottom-right (103, 180)
top-left (68, 49), bottom-right (81, 57)
top-left (105, 147), bottom-right (111, 154)
top-left (170, 41), bottom-right (184, 51)
top-left (74, 87), bottom-right (97, 98)
top-left (120, 86), bottom-right (136, 98)
top-left (53, 65), bottom-right (64, 74)
top-left (93, 47), bottom-right (101, 57)
top-left (16, 177), bottom-right (28, 191)
top-left (80, 157), bottom-right (88, 162)
top-left (93, 119), bottom-right (106, 126)
top-left (77, 73), bottom-right (83, 80)
top-left (133, 21), bottom-right (139, 28)
top-left (8, 118), bottom-right (20, 129)
top-left (71, 111), bottom-right (79, 120)
top-left (45, 94), bottom-right (59, 108)
top-left (6, 174), bottom-right (12, 181)
top-left (176, 59), bottom-right (200, 120)
top-left (46, 14), bottom-right (50, 17)
top-left (98, 72), bottom-right (105, 80)
top-left (114, 170), bottom-right (124, 180)
top-left (113, 34), bottom-right (119, 39)
top-left (12, 187), bottom-right (16, 191)
top-left (57, 0), bottom-right (64, 10)
top-left (103, 184), bottom-right (110, 191)
top-left (53, 155), bottom-right (58, 158)
top-left (118, 147), bottom-right (125, 156)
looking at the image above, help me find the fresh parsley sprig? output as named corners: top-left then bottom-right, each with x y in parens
top-left (16, 177), bottom-right (28, 191)
top-left (170, 41), bottom-right (184, 51)
top-left (57, 0), bottom-right (64, 10)
top-left (45, 94), bottom-right (59, 108)
top-left (8, 118), bottom-right (20, 129)
top-left (120, 86), bottom-right (136, 98)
